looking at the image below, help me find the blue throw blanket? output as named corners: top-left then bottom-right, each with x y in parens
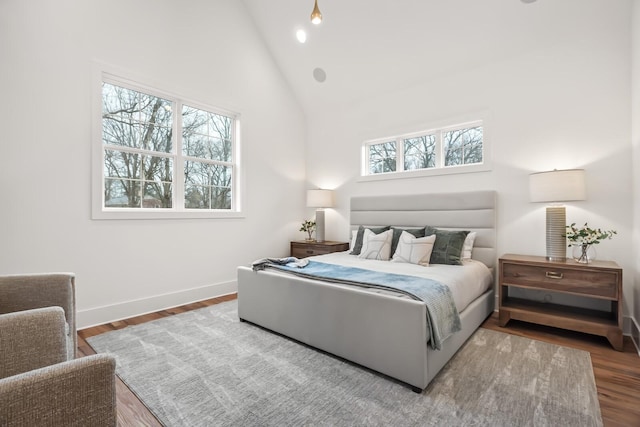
top-left (252, 259), bottom-right (461, 350)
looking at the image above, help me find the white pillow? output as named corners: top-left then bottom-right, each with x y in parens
top-left (391, 232), bottom-right (436, 266)
top-left (358, 229), bottom-right (393, 260)
top-left (462, 232), bottom-right (477, 260)
top-left (350, 230), bottom-right (358, 250)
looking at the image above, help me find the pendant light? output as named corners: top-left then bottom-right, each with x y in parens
top-left (310, 0), bottom-right (322, 25)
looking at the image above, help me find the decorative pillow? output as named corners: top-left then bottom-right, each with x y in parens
top-left (350, 230), bottom-right (358, 250)
top-left (424, 225), bottom-right (436, 235)
top-left (390, 227), bottom-right (425, 257)
top-left (461, 231), bottom-right (477, 260)
top-left (357, 229), bottom-right (393, 260)
top-left (350, 225), bottom-right (391, 255)
top-left (425, 229), bottom-right (469, 265)
top-left (391, 232), bottom-right (436, 266)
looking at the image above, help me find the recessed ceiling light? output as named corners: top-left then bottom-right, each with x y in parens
top-left (296, 29), bottom-right (307, 44)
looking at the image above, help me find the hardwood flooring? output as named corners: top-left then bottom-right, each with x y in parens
top-left (78, 294), bottom-right (640, 427)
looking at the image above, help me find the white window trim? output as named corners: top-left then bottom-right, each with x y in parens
top-left (359, 118), bottom-right (491, 182)
top-left (91, 65), bottom-right (244, 220)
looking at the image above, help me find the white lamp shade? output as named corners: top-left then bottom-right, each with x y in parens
top-left (529, 169), bottom-right (586, 203)
top-left (306, 189), bottom-right (334, 208)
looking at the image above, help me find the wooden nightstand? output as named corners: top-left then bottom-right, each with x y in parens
top-left (498, 254), bottom-right (623, 351)
top-left (290, 240), bottom-right (350, 259)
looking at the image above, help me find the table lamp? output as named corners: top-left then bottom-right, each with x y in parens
top-left (306, 189), bottom-right (334, 242)
top-left (529, 169), bottom-right (586, 261)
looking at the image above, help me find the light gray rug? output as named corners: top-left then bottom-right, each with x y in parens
top-left (87, 300), bottom-right (602, 426)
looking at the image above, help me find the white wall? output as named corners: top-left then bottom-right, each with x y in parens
top-left (632, 0), bottom-right (640, 348)
top-left (0, 0), bottom-right (306, 328)
top-left (307, 2), bottom-right (636, 330)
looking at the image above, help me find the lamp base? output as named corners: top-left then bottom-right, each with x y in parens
top-left (315, 209), bottom-right (325, 243)
top-left (545, 206), bottom-right (567, 261)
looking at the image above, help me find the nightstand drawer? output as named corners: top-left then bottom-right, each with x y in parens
top-left (502, 262), bottom-right (618, 299)
top-left (291, 246), bottom-right (332, 258)
top-left (290, 241), bottom-right (350, 259)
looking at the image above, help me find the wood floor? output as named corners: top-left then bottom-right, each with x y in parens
top-left (78, 294), bottom-right (640, 427)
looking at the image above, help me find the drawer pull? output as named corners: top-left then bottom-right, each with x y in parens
top-left (545, 271), bottom-right (563, 279)
top-left (306, 250), bottom-right (314, 254)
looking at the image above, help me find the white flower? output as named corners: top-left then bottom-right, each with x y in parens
top-left (565, 223), bottom-right (616, 247)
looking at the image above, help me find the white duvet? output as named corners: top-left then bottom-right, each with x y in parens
top-left (307, 251), bottom-right (493, 313)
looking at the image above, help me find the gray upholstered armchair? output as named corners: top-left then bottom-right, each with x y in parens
top-left (0, 273), bottom-right (117, 426)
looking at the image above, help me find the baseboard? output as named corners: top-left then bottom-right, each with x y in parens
top-left (77, 280), bottom-right (237, 330)
top-left (628, 316), bottom-right (640, 356)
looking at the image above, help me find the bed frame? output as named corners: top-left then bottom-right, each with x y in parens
top-left (237, 190), bottom-right (496, 392)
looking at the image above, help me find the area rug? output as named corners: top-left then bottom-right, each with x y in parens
top-left (87, 300), bottom-right (602, 426)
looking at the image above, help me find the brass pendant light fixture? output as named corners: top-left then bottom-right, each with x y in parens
top-left (310, 0), bottom-right (322, 25)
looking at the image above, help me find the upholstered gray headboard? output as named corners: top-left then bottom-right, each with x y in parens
top-left (350, 191), bottom-right (497, 268)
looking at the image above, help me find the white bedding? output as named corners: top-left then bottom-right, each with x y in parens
top-left (304, 251), bottom-right (493, 313)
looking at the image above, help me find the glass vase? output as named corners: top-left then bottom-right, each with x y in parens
top-left (572, 244), bottom-right (596, 264)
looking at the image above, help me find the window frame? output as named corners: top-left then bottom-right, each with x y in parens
top-left (360, 119), bottom-right (490, 181)
top-left (92, 67), bottom-right (244, 220)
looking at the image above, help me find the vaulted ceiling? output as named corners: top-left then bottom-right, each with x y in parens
top-left (242, 0), bottom-right (593, 116)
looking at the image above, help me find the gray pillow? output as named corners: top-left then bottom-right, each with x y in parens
top-left (350, 225), bottom-right (391, 255)
top-left (425, 228), bottom-right (469, 265)
top-left (390, 227), bottom-right (425, 257)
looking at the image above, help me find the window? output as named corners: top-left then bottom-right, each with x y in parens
top-left (443, 126), bottom-right (483, 167)
top-left (94, 73), bottom-right (241, 219)
top-left (368, 141), bottom-right (397, 174)
top-left (182, 105), bottom-right (234, 210)
top-left (362, 121), bottom-right (487, 178)
top-left (404, 134), bottom-right (436, 171)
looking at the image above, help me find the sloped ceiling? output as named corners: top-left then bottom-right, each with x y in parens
top-left (242, 0), bottom-right (592, 116)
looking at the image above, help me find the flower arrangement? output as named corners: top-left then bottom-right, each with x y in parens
top-left (565, 223), bottom-right (617, 246)
top-left (565, 222), bottom-right (616, 263)
top-left (300, 219), bottom-right (316, 241)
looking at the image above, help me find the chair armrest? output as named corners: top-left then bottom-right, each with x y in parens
top-left (0, 307), bottom-right (68, 379)
top-left (0, 273), bottom-right (76, 358)
top-left (0, 354), bottom-right (117, 427)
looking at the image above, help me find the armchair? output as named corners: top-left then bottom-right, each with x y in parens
top-left (0, 274), bottom-right (116, 426)
top-left (0, 273), bottom-right (77, 359)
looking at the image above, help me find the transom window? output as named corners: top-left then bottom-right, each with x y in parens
top-left (94, 73), bottom-right (241, 219)
top-left (363, 121), bottom-right (485, 177)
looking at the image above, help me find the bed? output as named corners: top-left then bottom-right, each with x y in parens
top-left (237, 190), bottom-right (496, 392)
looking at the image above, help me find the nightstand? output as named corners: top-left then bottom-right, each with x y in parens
top-left (290, 240), bottom-right (350, 259)
top-left (498, 254), bottom-right (623, 351)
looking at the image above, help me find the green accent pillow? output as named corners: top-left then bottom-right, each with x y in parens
top-left (425, 228), bottom-right (469, 265)
top-left (350, 225), bottom-right (391, 255)
top-left (390, 227), bottom-right (425, 257)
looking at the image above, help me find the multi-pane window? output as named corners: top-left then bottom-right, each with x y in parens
top-left (98, 76), bottom-right (239, 216)
top-left (363, 121), bottom-right (484, 176)
top-left (102, 84), bottom-right (174, 209)
top-left (182, 105), bottom-right (233, 210)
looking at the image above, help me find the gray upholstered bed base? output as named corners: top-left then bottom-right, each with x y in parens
top-left (237, 190), bottom-right (496, 392)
